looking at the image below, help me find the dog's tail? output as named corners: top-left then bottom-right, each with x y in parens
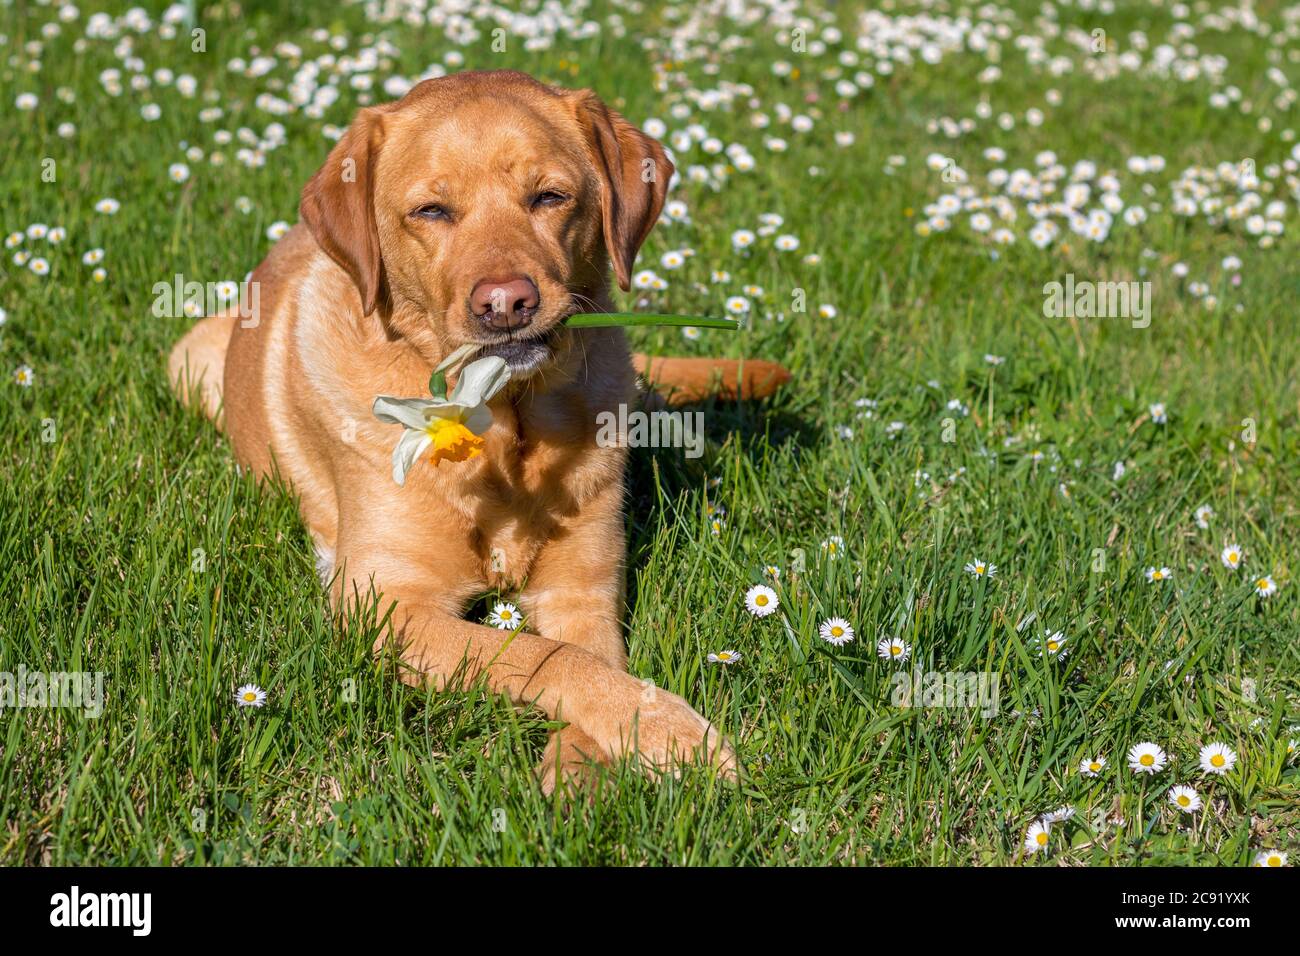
top-left (631, 354), bottom-right (791, 406)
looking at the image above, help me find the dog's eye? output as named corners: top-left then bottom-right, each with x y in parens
top-left (411, 203), bottom-right (450, 221)
top-left (530, 191), bottom-right (569, 209)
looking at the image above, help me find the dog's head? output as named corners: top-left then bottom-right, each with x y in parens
top-left (299, 70), bottom-right (672, 377)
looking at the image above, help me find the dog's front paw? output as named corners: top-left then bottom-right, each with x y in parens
top-left (591, 676), bottom-right (737, 778)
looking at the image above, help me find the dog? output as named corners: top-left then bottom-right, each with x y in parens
top-left (169, 70), bottom-right (788, 791)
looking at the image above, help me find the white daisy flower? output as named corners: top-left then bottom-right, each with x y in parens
top-left (1253, 850), bottom-right (1288, 867)
top-left (234, 683), bottom-right (267, 708)
top-left (1144, 566), bottom-right (1172, 583)
top-left (486, 602), bottom-right (522, 630)
top-left (821, 536), bottom-right (844, 559)
top-left (730, 229), bottom-right (756, 250)
top-left (1194, 504), bottom-right (1214, 529)
top-left (818, 618), bottom-right (855, 646)
top-left (876, 636), bottom-right (910, 663)
top-left (1254, 575), bottom-right (1278, 598)
top-left (744, 584), bottom-right (779, 617)
top-left (1127, 741), bottom-right (1168, 774)
top-left (1199, 742), bottom-right (1237, 775)
top-left (1023, 820), bottom-right (1050, 854)
top-left (14, 365), bottom-right (35, 387)
top-left (1034, 630), bottom-right (1069, 658)
top-left (1149, 402), bottom-right (1167, 424)
top-left (95, 198), bottom-right (121, 215)
top-left (1168, 785), bottom-right (1201, 813)
top-left (724, 296), bottom-right (751, 315)
top-left (964, 560), bottom-right (996, 578)
top-left (1221, 545), bottom-right (1243, 569)
top-left (168, 162), bottom-right (191, 183)
top-left (1080, 756), bottom-right (1107, 777)
top-left (1043, 805), bottom-right (1075, 824)
top-left (708, 650), bottom-right (741, 665)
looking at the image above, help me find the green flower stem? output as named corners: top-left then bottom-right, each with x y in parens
top-left (564, 313), bottom-right (740, 330)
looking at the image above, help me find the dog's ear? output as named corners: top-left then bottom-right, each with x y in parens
top-left (300, 106), bottom-right (388, 315)
top-left (574, 93), bottom-right (674, 292)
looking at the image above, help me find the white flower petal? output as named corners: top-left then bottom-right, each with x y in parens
top-left (391, 430), bottom-right (431, 486)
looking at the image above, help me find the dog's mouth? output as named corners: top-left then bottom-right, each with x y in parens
top-left (473, 325), bottom-right (562, 376)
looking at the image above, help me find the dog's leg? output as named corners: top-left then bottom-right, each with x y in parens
top-left (520, 485), bottom-right (630, 793)
top-left (168, 312), bottom-right (237, 425)
top-left (334, 523), bottom-right (734, 778)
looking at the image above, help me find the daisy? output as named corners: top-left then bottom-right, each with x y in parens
top-left (1127, 741), bottom-right (1168, 774)
top-left (964, 559), bottom-right (996, 578)
top-left (1194, 504), bottom-right (1214, 529)
top-left (762, 564), bottom-right (780, 579)
top-left (730, 229), bottom-right (756, 250)
top-left (774, 234), bottom-right (800, 251)
top-left (818, 618), bottom-right (854, 646)
top-left (744, 584), bottom-right (779, 617)
top-left (876, 636), bottom-right (910, 663)
top-left (266, 221), bottom-right (291, 241)
top-left (168, 162), bottom-right (191, 183)
top-left (724, 296), bottom-right (750, 316)
top-left (1221, 545), bottom-right (1243, 569)
top-left (28, 258), bottom-right (50, 276)
top-left (1080, 756), bottom-right (1106, 777)
top-left (1023, 820), bottom-right (1050, 854)
top-left (1254, 575), bottom-right (1278, 598)
top-left (1144, 566), bottom-right (1172, 583)
top-left (707, 650), bottom-right (741, 665)
top-left (94, 198), bottom-right (120, 215)
top-left (1253, 850), bottom-right (1288, 867)
top-left (1043, 805), bottom-right (1075, 824)
top-left (820, 536), bottom-right (844, 559)
top-left (1148, 403), bottom-right (1167, 424)
top-left (82, 248), bottom-right (105, 266)
top-left (681, 326), bottom-right (701, 341)
top-left (486, 602), bottom-right (522, 630)
top-left (1034, 630), bottom-right (1069, 658)
top-left (234, 684), bottom-right (267, 708)
top-left (1168, 785), bottom-right (1201, 813)
top-left (14, 365), bottom-right (35, 387)
top-left (1198, 742), bottom-right (1237, 775)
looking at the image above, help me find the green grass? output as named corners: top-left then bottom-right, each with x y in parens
top-left (1, 0), bottom-right (1297, 865)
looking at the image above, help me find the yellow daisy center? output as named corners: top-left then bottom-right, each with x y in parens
top-left (1267, 856), bottom-right (1281, 867)
top-left (831, 627), bottom-right (843, 637)
top-left (1035, 832), bottom-right (1048, 846)
top-left (1090, 762), bottom-right (1101, 772)
top-left (243, 692), bottom-right (256, 701)
top-left (1152, 571), bottom-right (1163, 580)
top-left (890, 645), bottom-right (901, 656)
top-left (1047, 641), bottom-right (1059, 651)
top-left (1140, 754), bottom-right (1154, 766)
top-left (1211, 754), bottom-right (1225, 767)
top-left (500, 610), bottom-right (513, 620)
top-left (425, 416), bottom-right (484, 465)
top-left (1177, 795), bottom-right (1190, 807)
top-left (1229, 552), bottom-right (1238, 561)
top-left (975, 564), bottom-right (985, 573)
top-left (755, 594), bottom-right (768, 606)
top-left (1256, 579), bottom-right (1268, 589)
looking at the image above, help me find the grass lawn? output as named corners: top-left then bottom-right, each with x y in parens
top-left (1, 0), bottom-right (1297, 866)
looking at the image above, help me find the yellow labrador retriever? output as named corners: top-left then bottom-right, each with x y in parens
top-left (169, 70), bottom-right (786, 790)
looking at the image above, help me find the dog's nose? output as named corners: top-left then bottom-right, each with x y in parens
top-left (470, 276), bottom-right (539, 330)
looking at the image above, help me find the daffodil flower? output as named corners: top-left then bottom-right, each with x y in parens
top-left (372, 354), bottom-right (511, 485)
